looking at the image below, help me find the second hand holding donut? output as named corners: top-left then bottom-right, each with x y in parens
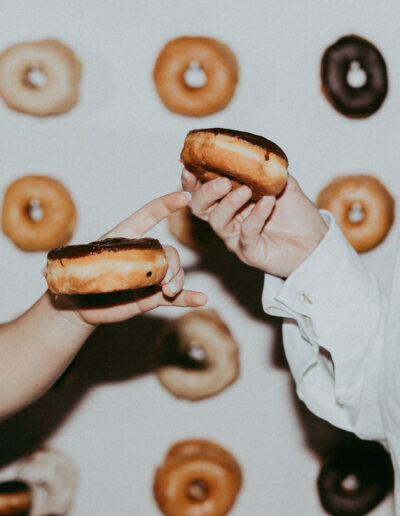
top-left (46, 191), bottom-right (207, 326)
top-left (182, 169), bottom-right (328, 279)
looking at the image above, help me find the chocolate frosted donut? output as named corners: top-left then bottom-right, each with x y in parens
top-left (318, 441), bottom-right (393, 515)
top-left (181, 128), bottom-right (288, 200)
top-left (45, 237), bottom-right (168, 294)
top-left (0, 480), bottom-right (31, 515)
top-left (321, 35), bottom-right (388, 118)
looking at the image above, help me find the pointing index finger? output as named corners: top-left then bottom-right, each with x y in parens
top-left (102, 191), bottom-right (191, 239)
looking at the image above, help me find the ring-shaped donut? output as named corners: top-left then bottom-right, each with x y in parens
top-left (154, 439), bottom-right (242, 516)
top-left (156, 309), bottom-right (239, 401)
top-left (0, 39), bottom-right (81, 116)
top-left (1, 175), bottom-right (77, 251)
top-left (316, 174), bottom-right (394, 252)
top-left (321, 35), bottom-right (388, 118)
top-left (318, 441), bottom-right (393, 515)
top-left (153, 36), bottom-right (238, 117)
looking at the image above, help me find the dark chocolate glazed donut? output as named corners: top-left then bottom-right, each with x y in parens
top-left (321, 35), bottom-right (388, 118)
top-left (317, 440), bottom-right (393, 515)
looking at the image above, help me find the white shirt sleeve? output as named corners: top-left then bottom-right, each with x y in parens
top-left (262, 210), bottom-right (387, 444)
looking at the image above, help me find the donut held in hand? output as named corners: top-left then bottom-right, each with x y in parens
top-left (321, 35), bottom-right (388, 118)
top-left (0, 39), bottom-right (81, 117)
top-left (1, 175), bottom-right (77, 251)
top-left (316, 174), bottom-right (394, 252)
top-left (156, 309), bottom-right (239, 401)
top-left (154, 438), bottom-right (242, 516)
top-left (0, 481), bottom-right (31, 515)
top-left (181, 128), bottom-right (288, 200)
top-left (45, 237), bottom-right (167, 295)
top-left (153, 36), bottom-right (238, 117)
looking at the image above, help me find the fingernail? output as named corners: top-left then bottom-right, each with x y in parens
top-left (182, 191), bottom-right (192, 200)
top-left (214, 177), bottom-right (230, 193)
top-left (169, 281), bottom-right (179, 294)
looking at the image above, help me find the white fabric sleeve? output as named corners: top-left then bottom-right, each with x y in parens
top-left (262, 210), bottom-right (387, 443)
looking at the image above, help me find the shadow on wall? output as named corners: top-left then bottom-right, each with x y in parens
top-left (0, 238), bottom-right (383, 482)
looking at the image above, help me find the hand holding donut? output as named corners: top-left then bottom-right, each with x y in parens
top-left (55, 191), bottom-right (207, 326)
top-left (181, 169), bottom-right (328, 278)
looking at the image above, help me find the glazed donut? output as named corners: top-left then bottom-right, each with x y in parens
top-left (156, 309), bottom-right (239, 401)
top-left (181, 128), bottom-right (288, 200)
top-left (1, 175), bottom-right (77, 251)
top-left (316, 174), bottom-right (394, 253)
top-left (0, 481), bottom-right (31, 516)
top-left (321, 35), bottom-right (388, 118)
top-left (0, 39), bottom-right (81, 116)
top-left (168, 205), bottom-right (216, 249)
top-left (45, 237), bottom-right (167, 295)
top-left (154, 439), bottom-right (242, 516)
top-left (16, 448), bottom-right (79, 516)
top-left (318, 441), bottom-right (393, 515)
top-left (153, 36), bottom-right (238, 117)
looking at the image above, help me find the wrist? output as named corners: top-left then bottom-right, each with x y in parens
top-left (45, 291), bottom-right (97, 333)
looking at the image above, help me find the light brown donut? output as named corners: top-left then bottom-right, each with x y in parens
top-left (1, 175), bottom-right (77, 251)
top-left (153, 36), bottom-right (238, 117)
top-left (45, 237), bottom-right (167, 295)
top-left (167, 205), bottom-right (216, 249)
top-left (0, 39), bottom-right (81, 116)
top-left (165, 439), bottom-right (242, 482)
top-left (156, 309), bottom-right (239, 401)
top-left (0, 481), bottom-right (31, 516)
top-left (181, 128), bottom-right (288, 200)
top-left (154, 439), bottom-right (242, 516)
top-left (316, 174), bottom-right (394, 252)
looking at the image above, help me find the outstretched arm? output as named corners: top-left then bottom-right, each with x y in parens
top-left (182, 168), bottom-right (386, 444)
top-left (0, 191), bottom-right (207, 420)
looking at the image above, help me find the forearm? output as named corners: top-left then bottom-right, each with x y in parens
top-left (263, 211), bottom-right (387, 443)
top-left (0, 291), bottom-right (94, 420)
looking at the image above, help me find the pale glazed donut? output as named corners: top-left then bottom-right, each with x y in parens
top-left (15, 448), bottom-right (78, 516)
top-left (156, 309), bottom-right (239, 401)
top-left (181, 128), bottom-right (288, 200)
top-left (167, 205), bottom-right (216, 249)
top-left (0, 481), bottom-right (31, 515)
top-left (154, 439), bottom-right (242, 516)
top-left (0, 39), bottom-right (81, 116)
top-left (45, 237), bottom-right (168, 295)
top-left (153, 36), bottom-right (238, 117)
top-left (316, 174), bottom-right (394, 252)
top-left (1, 175), bottom-right (77, 251)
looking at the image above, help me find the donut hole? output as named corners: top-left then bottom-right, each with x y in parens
top-left (341, 473), bottom-right (361, 493)
top-left (347, 61), bottom-right (367, 89)
top-left (23, 66), bottom-right (48, 89)
top-left (184, 61), bottom-right (207, 89)
top-left (26, 198), bottom-right (44, 222)
top-left (347, 202), bottom-right (365, 224)
top-left (186, 479), bottom-right (209, 502)
top-left (159, 330), bottom-right (208, 370)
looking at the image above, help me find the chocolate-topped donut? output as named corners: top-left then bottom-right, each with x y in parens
top-left (318, 441), bottom-right (393, 515)
top-left (321, 35), bottom-right (388, 118)
top-left (45, 237), bottom-right (168, 294)
top-left (0, 480), bottom-right (31, 515)
top-left (181, 128), bottom-right (288, 200)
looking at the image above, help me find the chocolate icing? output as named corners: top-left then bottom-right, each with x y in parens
top-left (188, 128), bottom-right (288, 162)
top-left (48, 237), bottom-right (163, 260)
top-left (321, 35), bottom-right (388, 117)
top-left (0, 480), bottom-right (29, 493)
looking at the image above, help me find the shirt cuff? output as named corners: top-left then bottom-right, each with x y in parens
top-left (262, 210), bottom-right (377, 338)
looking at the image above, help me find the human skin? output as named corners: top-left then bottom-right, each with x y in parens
top-left (0, 191), bottom-right (207, 421)
top-left (181, 168), bottom-right (328, 278)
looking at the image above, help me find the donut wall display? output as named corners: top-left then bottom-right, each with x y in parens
top-left (0, 0), bottom-right (399, 515)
